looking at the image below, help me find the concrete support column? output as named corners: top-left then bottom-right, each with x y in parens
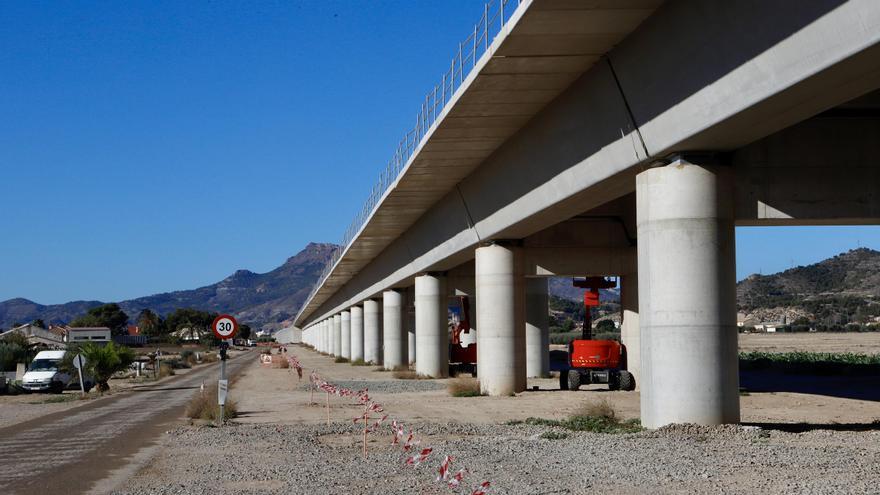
top-left (363, 299), bottom-right (382, 365)
top-left (620, 273), bottom-right (640, 389)
top-left (406, 287), bottom-right (416, 365)
top-left (326, 319), bottom-right (331, 353)
top-left (525, 277), bottom-right (550, 378)
top-left (350, 306), bottom-right (364, 362)
top-left (383, 290), bottom-right (407, 369)
top-left (475, 243), bottom-right (526, 396)
top-left (323, 320), bottom-right (329, 353)
top-left (332, 314), bottom-right (342, 357)
top-left (340, 311), bottom-right (351, 359)
top-left (415, 273), bottom-right (448, 378)
top-left (637, 159), bottom-right (739, 428)
top-left (319, 321), bottom-right (325, 352)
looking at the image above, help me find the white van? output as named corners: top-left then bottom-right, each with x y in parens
top-left (22, 350), bottom-right (93, 393)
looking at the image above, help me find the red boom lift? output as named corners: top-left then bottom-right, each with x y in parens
top-left (449, 296), bottom-right (477, 376)
top-left (560, 277), bottom-right (635, 391)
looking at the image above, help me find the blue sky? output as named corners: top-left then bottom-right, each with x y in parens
top-left (1, 2), bottom-right (877, 304)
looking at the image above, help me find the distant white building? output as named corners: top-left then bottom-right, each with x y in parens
top-left (0, 324), bottom-right (65, 348)
top-left (65, 327), bottom-right (112, 344)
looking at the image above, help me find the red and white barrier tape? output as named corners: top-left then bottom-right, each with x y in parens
top-left (304, 366), bottom-right (493, 494)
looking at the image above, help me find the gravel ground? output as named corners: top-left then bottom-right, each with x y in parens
top-left (301, 379), bottom-right (446, 394)
top-left (112, 421), bottom-right (880, 495)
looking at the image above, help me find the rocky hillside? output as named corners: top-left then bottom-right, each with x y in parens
top-left (737, 248), bottom-right (880, 325)
top-left (0, 243), bottom-right (338, 331)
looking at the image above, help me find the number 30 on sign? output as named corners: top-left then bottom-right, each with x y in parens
top-left (212, 314), bottom-right (239, 340)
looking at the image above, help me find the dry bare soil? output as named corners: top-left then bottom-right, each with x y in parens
top-left (110, 336), bottom-right (880, 495)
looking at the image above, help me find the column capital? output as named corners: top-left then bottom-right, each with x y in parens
top-left (479, 239), bottom-right (523, 248)
top-left (665, 151), bottom-right (731, 167)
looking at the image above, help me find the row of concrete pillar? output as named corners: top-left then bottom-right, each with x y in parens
top-left (302, 266), bottom-right (556, 388)
top-left (304, 161), bottom-right (740, 428)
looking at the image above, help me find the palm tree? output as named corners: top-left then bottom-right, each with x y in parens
top-left (68, 342), bottom-right (135, 393)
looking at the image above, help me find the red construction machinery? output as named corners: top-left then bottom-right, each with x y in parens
top-left (560, 277), bottom-right (636, 391)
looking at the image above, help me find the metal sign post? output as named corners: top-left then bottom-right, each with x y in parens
top-left (211, 314), bottom-right (239, 426)
top-left (73, 354), bottom-right (86, 397)
top-left (218, 347), bottom-right (228, 425)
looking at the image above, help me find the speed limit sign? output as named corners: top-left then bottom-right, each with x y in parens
top-left (212, 314), bottom-right (239, 340)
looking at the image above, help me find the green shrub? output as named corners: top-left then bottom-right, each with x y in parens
top-left (334, 356), bottom-right (349, 363)
top-left (739, 351), bottom-right (880, 375)
top-left (509, 399), bottom-right (641, 434)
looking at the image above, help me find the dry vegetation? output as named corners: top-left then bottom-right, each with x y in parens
top-left (158, 363), bottom-right (175, 378)
top-left (185, 384), bottom-right (238, 422)
top-left (447, 376), bottom-right (481, 397)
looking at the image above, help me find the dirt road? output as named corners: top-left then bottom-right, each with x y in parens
top-left (0, 351), bottom-right (252, 495)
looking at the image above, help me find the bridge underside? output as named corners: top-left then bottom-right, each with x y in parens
top-left (301, 0), bottom-right (880, 428)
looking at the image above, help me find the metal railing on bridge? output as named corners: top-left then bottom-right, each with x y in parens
top-left (302, 0), bottom-right (523, 317)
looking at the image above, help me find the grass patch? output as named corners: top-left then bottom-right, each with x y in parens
top-left (201, 353), bottom-right (219, 363)
top-left (448, 377), bottom-right (481, 397)
top-left (334, 356), bottom-right (349, 364)
top-left (739, 351), bottom-right (880, 376)
top-left (28, 394), bottom-right (81, 404)
top-left (392, 369), bottom-right (425, 380)
top-left (350, 359), bottom-right (370, 366)
top-left (185, 384), bottom-right (238, 422)
top-left (510, 398), bottom-right (642, 434)
top-left (539, 431), bottom-right (569, 440)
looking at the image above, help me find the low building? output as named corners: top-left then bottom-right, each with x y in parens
top-left (0, 324), bottom-right (65, 349)
top-left (65, 327), bottom-right (112, 345)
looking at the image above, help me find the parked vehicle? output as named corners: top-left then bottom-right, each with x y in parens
top-left (21, 350), bottom-right (94, 393)
top-left (560, 277), bottom-right (635, 392)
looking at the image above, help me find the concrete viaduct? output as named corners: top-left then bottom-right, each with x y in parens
top-left (295, 0), bottom-right (880, 428)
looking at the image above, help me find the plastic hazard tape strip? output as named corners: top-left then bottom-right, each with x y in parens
top-left (308, 369), bottom-right (493, 494)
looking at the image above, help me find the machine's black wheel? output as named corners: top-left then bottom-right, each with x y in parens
top-left (559, 371), bottom-right (569, 390)
top-left (608, 373), bottom-right (621, 391)
top-left (566, 370), bottom-right (581, 391)
top-left (50, 381), bottom-right (64, 394)
top-left (618, 370), bottom-right (636, 391)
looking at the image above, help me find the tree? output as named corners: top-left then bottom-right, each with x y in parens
top-left (70, 303), bottom-right (130, 336)
top-left (238, 324), bottom-right (252, 341)
top-left (64, 342), bottom-right (135, 392)
top-left (561, 318), bottom-right (575, 332)
top-left (137, 309), bottom-right (165, 337)
top-left (31, 319), bottom-right (46, 329)
top-left (164, 308), bottom-right (217, 341)
top-left (595, 319), bottom-right (617, 332)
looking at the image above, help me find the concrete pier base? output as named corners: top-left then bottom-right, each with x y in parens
top-left (415, 273), bottom-right (448, 378)
top-left (637, 159), bottom-right (739, 428)
top-left (525, 277), bottom-right (550, 378)
top-left (475, 243), bottom-right (526, 396)
top-left (364, 299), bottom-right (382, 365)
top-left (383, 290), bottom-right (407, 369)
top-left (350, 306), bottom-right (364, 362)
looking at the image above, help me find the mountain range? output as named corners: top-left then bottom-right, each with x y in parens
top-left (2, 245), bottom-right (877, 331)
top-left (736, 247), bottom-right (880, 325)
top-left (0, 243), bottom-right (338, 331)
